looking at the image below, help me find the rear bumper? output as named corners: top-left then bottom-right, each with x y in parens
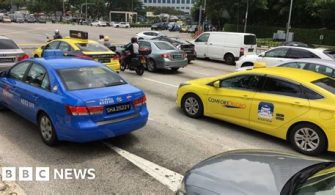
top-left (105, 60), bottom-right (121, 72)
top-left (56, 110), bottom-right (149, 143)
top-left (157, 59), bottom-right (188, 69)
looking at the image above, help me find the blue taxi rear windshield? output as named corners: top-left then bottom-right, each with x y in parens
top-left (57, 66), bottom-right (126, 90)
top-left (76, 43), bottom-right (109, 52)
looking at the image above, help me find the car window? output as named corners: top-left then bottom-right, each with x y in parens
top-left (25, 63), bottom-right (48, 88)
top-left (143, 32), bottom-right (151, 36)
top-left (303, 63), bottom-right (335, 77)
top-left (58, 42), bottom-right (72, 52)
top-left (262, 77), bottom-right (302, 98)
top-left (45, 41), bottom-right (60, 50)
top-left (154, 42), bottom-right (175, 50)
top-left (287, 48), bottom-right (319, 58)
top-left (76, 42), bottom-right (109, 52)
top-left (139, 41), bottom-right (151, 50)
top-left (244, 35), bottom-right (256, 45)
top-left (152, 32), bottom-right (158, 36)
top-left (265, 48), bottom-right (289, 58)
top-left (324, 50), bottom-right (335, 59)
top-left (195, 33), bottom-right (210, 43)
top-left (57, 66), bottom-right (127, 90)
top-left (221, 75), bottom-right (263, 91)
top-left (8, 61), bottom-right (31, 80)
top-left (313, 78), bottom-right (335, 95)
top-left (302, 86), bottom-right (323, 100)
top-left (0, 39), bottom-right (19, 49)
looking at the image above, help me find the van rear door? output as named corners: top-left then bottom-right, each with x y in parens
top-left (243, 34), bottom-right (257, 55)
top-left (194, 33), bottom-right (210, 58)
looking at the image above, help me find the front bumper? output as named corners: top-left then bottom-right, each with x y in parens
top-left (56, 110), bottom-right (149, 143)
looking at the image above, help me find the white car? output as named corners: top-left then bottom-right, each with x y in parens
top-left (136, 31), bottom-right (164, 40)
top-left (277, 59), bottom-right (335, 78)
top-left (91, 20), bottom-right (107, 27)
top-left (114, 22), bottom-right (130, 28)
top-left (0, 36), bottom-right (28, 70)
top-left (236, 46), bottom-right (335, 69)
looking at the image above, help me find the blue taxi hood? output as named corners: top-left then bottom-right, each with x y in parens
top-left (66, 84), bottom-right (144, 106)
top-left (184, 150), bottom-right (323, 195)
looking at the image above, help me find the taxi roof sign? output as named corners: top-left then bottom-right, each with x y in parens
top-left (69, 30), bottom-right (88, 40)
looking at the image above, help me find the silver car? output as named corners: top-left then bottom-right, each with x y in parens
top-left (139, 40), bottom-right (188, 72)
top-left (0, 36), bottom-right (27, 70)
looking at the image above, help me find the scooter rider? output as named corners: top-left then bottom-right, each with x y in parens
top-left (54, 29), bottom-right (63, 39)
top-left (125, 37), bottom-right (139, 65)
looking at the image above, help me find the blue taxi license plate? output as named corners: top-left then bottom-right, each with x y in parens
top-left (106, 103), bottom-right (131, 114)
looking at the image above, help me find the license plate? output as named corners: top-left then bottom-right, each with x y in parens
top-left (173, 55), bottom-right (182, 59)
top-left (97, 58), bottom-right (110, 63)
top-left (106, 103), bottom-right (131, 114)
top-left (0, 58), bottom-right (15, 63)
top-left (248, 48), bottom-right (254, 52)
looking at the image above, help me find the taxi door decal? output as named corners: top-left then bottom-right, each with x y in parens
top-left (258, 102), bottom-right (274, 122)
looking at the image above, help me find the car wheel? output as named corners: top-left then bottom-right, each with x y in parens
top-left (34, 54), bottom-right (39, 58)
top-left (39, 113), bottom-right (58, 146)
top-left (290, 123), bottom-right (327, 155)
top-left (224, 53), bottom-right (235, 65)
top-left (188, 59), bottom-right (192, 64)
top-left (171, 67), bottom-right (179, 72)
top-left (147, 59), bottom-right (157, 72)
top-left (182, 94), bottom-right (203, 118)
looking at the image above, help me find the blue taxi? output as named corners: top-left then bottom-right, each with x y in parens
top-left (0, 51), bottom-right (148, 145)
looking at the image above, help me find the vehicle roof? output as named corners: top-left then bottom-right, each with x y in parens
top-left (60, 37), bottom-right (96, 44)
top-left (0, 36), bottom-right (10, 40)
top-left (249, 67), bottom-right (326, 83)
top-left (284, 59), bottom-right (335, 66)
top-left (274, 46), bottom-right (327, 52)
top-left (203, 32), bottom-right (255, 36)
top-left (31, 57), bottom-right (102, 69)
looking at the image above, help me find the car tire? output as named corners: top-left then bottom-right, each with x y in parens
top-left (289, 123), bottom-right (327, 155)
top-left (188, 59), bottom-right (192, 64)
top-left (171, 68), bottom-right (179, 72)
top-left (34, 54), bottom-right (39, 58)
top-left (147, 59), bottom-right (157, 72)
top-left (224, 53), bottom-right (235, 65)
top-left (39, 113), bottom-right (58, 146)
top-left (182, 94), bottom-right (203, 119)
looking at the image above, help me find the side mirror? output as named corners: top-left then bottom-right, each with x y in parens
top-left (213, 80), bottom-right (220, 88)
top-left (41, 45), bottom-right (46, 49)
top-left (0, 71), bottom-right (7, 77)
top-left (259, 52), bottom-right (265, 57)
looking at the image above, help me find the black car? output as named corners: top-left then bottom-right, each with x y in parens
top-left (151, 22), bottom-right (168, 31)
top-left (177, 150), bottom-right (334, 195)
top-left (152, 36), bottom-right (196, 63)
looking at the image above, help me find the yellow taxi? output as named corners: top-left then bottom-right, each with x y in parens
top-left (33, 30), bottom-right (120, 72)
top-left (177, 66), bottom-right (335, 155)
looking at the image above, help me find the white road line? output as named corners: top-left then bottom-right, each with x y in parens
top-left (143, 77), bottom-right (179, 88)
top-left (103, 143), bottom-right (184, 192)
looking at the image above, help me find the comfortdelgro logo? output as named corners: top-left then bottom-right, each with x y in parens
top-left (1, 167), bottom-right (96, 181)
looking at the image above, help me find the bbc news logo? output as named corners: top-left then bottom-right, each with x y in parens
top-left (1, 167), bottom-right (96, 181)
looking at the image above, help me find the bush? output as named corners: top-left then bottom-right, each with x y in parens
top-left (130, 23), bottom-right (151, 28)
top-left (224, 24), bottom-right (335, 46)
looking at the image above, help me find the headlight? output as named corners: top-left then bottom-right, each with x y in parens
top-left (179, 83), bottom-right (190, 88)
top-left (176, 179), bottom-right (186, 195)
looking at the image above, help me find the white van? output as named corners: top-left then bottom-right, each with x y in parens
top-left (192, 32), bottom-right (257, 65)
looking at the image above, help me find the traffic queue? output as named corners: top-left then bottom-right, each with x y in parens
top-left (1, 29), bottom-right (335, 157)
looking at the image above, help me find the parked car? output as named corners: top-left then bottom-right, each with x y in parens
top-left (281, 41), bottom-right (314, 48)
top-left (0, 36), bottom-right (28, 70)
top-left (188, 25), bottom-right (198, 33)
top-left (114, 22), bottom-right (130, 28)
top-left (91, 20), bottom-right (107, 27)
top-left (151, 22), bottom-right (168, 30)
top-left (37, 16), bottom-right (47, 23)
top-left (25, 15), bottom-right (36, 23)
top-left (152, 36), bottom-right (196, 63)
top-left (136, 31), bottom-right (164, 40)
top-left (179, 25), bottom-right (189, 33)
top-left (236, 46), bottom-right (335, 69)
top-left (139, 40), bottom-right (188, 72)
top-left (192, 32), bottom-right (257, 65)
top-left (177, 150), bottom-right (333, 195)
top-left (2, 15), bottom-right (11, 23)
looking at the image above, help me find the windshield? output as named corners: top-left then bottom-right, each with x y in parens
top-left (154, 42), bottom-right (175, 50)
top-left (313, 78), bottom-right (335, 94)
top-left (76, 42), bottom-right (109, 52)
top-left (57, 66), bottom-right (127, 90)
top-left (324, 50), bottom-right (335, 59)
top-left (0, 39), bottom-right (19, 49)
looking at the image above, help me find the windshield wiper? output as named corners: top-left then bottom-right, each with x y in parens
top-left (104, 82), bottom-right (125, 87)
top-left (280, 162), bottom-right (335, 195)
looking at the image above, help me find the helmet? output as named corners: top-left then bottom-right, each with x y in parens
top-left (104, 36), bottom-right (110, 41)
top-left (131, 37), bottom-right (137, 43)
top-left (99, 34), bottom-right (104, 40)
top-left (55, 29), bottom-right (59, 34)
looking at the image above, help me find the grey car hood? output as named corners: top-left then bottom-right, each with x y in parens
top-left (184, 150), bottom-right (323, 195)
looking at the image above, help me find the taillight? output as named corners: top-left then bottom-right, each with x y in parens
top-left (112, 54), bottom-right (119, 61)
top-left (240, 48), bottom-right (245, 57)
top-left (76, 55), bottom-right (93, 60)
top-left (17, 54), bottom-right (29, 61)
top-left (160, 53), bottom-right (170, 58)
top-left (65, 105), bottom-right (103, 116)
top-left (133, 96), bottom-right (146, 107)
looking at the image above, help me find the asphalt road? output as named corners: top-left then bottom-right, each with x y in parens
top-left (0, 23), bottom-right (335, 195)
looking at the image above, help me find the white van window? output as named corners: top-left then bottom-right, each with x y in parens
top-left (195, 33), bottom-right (210, 43)
top-left (244, 35), bottom-right (256, 45)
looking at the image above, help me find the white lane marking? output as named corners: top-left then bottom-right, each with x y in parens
top-left (143, 77), bottom-right (178, 88)
top-left (103, 143), bottom-right (184, 192)
top-left (185, 69), bottom-right (210, 76)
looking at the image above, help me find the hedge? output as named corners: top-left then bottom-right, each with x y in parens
top-left (224, 24), bottom-right (335, 46)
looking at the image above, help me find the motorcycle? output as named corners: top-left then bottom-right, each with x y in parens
top-left (119, 48), bottom-right (150, 76)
